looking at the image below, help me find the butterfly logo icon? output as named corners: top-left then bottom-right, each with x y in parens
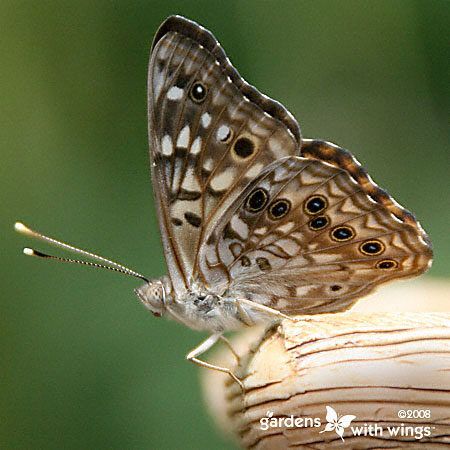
top-left (320, 406), bottom-right (356, 442)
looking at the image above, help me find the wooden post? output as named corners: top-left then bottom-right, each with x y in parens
top-left (203, 311), bottom-right (450, 449)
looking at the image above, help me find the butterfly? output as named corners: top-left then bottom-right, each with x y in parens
top-left (16, 15), bottom-right (432, 388)
top-left (320, 406), bottom-right (356, 442)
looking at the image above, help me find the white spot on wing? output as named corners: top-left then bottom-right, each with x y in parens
top-left (276, 238), bottom-right (299, 256)
top-left (296, 286), bottom-right (312, 297)
top-left (277, 221), bottom-right (295, 233)
top-left (201, 113), bottom-right (211, 128)
top-left (249, 119), bottom-right (269, 137)
top-left (245, 163), bottom-right (264, 178)
top-left (307, 242), bottom-right (319, 251)
top-left (153, 67), bottom-right (164, 100)
top-left (230, 215), bottom-right (249, 240)
top-left (181, 167), bottom-right (201, 192)
top-left (210, 170), bottom-right (234, 191)
top-left (254, 226), bottom-right (267, 236)
top-left (191, 137), bottom-right (202, 155)
top-left (167, 86), bottom-right (183, 100)
top-left (269, 136), bottom-right (283, 155)
top-left (177, 125), bottom-right (190, 148)
top-left (273, 165), bottom-right (290, 182)
top-left (205, 247), bottom-right (219, 265)
top-left (391, 213), bottom-right (403, 224)
top-left (162, 136), bottom-right (173, 156)
top-left (291, 231), bottom-right (304, 240)
top-left (171, 200), bottom-right (200, 222)
top-left (203, 158), bottom-right (214, 171)
top-left (366, 194), bottom-right (378, 205)
top-left (217, 125), bottom-right (230, 141)
top-left (349, 174), bottom-right (359, 184)
top-left (158, 43), bottom-right (168, 59)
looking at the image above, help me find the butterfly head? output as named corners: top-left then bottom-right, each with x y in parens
top-left (134, 278), bottom-right (169, 317)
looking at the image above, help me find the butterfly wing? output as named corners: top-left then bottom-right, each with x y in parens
top-left (198, 141), bottom-right (432, 314)
top-left (338, 415), bottom-right (357, 428)
top-left (325, 406), bottom-right (338, 423)
top-left (148, 16), bottom-right (301, 296)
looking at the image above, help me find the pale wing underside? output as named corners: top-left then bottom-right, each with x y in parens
top-left (199, 147), bottom-right (432, 314)
top-left (148, 16), bottom-right (301, 295)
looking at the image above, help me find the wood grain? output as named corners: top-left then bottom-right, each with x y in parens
top-left (203, 298), bottom-right (450, 448)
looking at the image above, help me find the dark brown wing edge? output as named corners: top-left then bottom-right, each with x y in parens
top-left (301, 138), bottom-right (433, 271)
top-left (151, 15), bottom-right (301, 145)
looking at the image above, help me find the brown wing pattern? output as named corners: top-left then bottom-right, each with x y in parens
top-left (148, 16), bottom-right (301, 295)
top-left (199, 146), bottom-right (432, 314)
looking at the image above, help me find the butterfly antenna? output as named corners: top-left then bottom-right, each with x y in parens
top-left (14, 221), bottom-right (149, 283)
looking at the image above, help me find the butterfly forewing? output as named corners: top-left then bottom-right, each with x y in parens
top-left (148, 16), bottom-right (301, 295)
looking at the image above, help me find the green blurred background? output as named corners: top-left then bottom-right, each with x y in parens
top-left (2, 1), bottom-right (449, 449)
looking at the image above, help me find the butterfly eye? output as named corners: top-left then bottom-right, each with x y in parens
top-left (304, 195), bottom-right (327, 215)
top-left (360, 240), bottom-right (385, 255)
top-left (269, 199), bottom-right (291, 220)
top-left (233, 137), bottom-right (255, 159)
top-left (245, 188), bottom-right (269, 212)
top-left (330, 226), bottom-right (355, 241)
top-left (376, 259), bottom-right (398, 270)
top-left (189, 81), bottom-right (207, 103)
top-left (309, 215), bottom-right (329, 230)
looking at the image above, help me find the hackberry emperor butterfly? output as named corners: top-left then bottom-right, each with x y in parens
top-left (16, 16), bottom-right (432, 386)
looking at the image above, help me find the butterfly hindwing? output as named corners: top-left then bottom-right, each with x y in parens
top-left (148, 16), bottom-right (301, 295)
top-left (199, 143), bottom-right (432, 314)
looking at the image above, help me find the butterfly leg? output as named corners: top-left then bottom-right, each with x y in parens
top-left (218, 334), bottom-right (240, 364)
top-left (235, 300), bottom-right (257, 326)
top-left (186, 333), bottom-right (244, 390)
top-left (236, 297), bottom-right (302, 323)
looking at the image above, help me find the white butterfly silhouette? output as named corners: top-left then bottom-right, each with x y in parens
top-left (320, 406), bottom-right (356, 442)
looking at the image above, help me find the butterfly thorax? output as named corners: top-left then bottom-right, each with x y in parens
top-left (135, 276), bottom-right (270, 332)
